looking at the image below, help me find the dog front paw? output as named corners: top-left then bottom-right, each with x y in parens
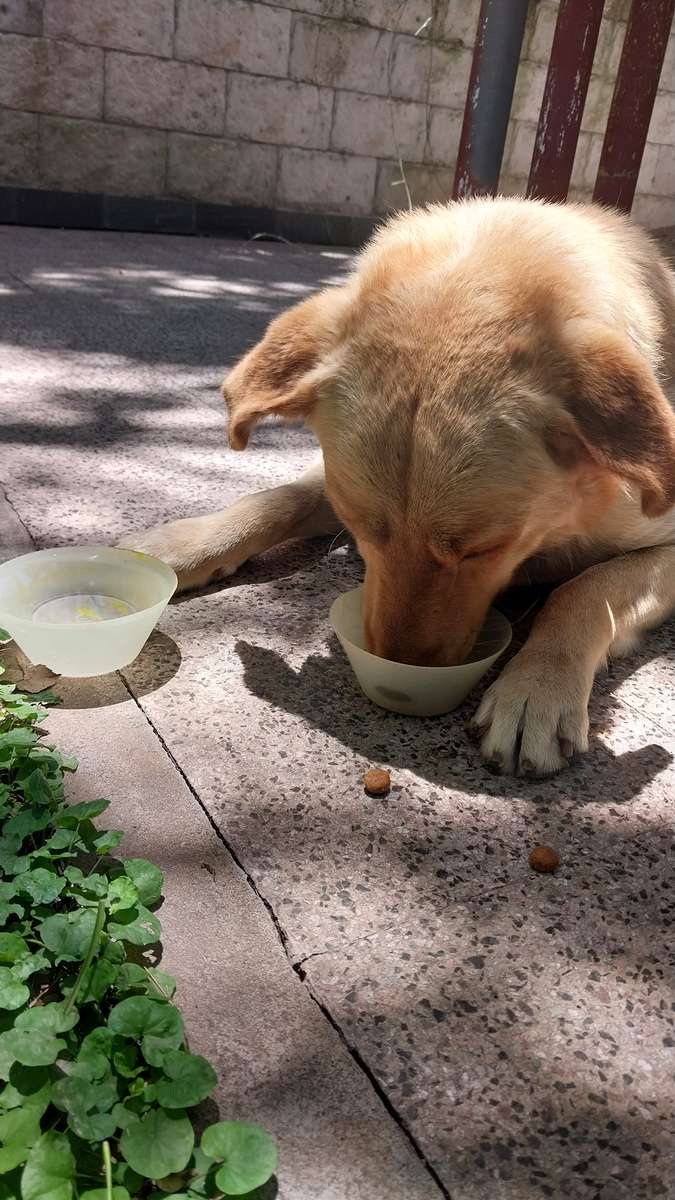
top-left (470, 644), bottom-right (592, 776)
top-left (118, 518), bottom-right (240, 593)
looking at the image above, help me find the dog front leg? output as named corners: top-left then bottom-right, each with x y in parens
top-left (119, 459), bottom-right (340, 591)
top-left (471, 545), bottom-right (675, 776)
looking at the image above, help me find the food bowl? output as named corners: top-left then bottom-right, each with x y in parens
top-left (329, 586), bottom-right (512, 716)
top-left (0, 547), bottom-right (177, 677)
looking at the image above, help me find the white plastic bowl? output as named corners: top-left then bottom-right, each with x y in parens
top-left (0, 547), bottom-right (177, 677)
top-left (330, 586), bottom-right (512, 716)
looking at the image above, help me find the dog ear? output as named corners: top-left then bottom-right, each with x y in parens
top-left (540, 321), bottom-right (675, 518)
top-left (223, 288), bottom-right (346, 450)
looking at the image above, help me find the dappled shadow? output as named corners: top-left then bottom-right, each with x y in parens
top-left (233, 629), bottom-right (672, 804)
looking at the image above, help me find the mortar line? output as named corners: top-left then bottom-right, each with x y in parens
top-left (119, 673), bottom-right (449, 1199)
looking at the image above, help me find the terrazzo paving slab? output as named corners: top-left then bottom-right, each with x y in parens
top-left (1, 225), bottom-right (674, 1199)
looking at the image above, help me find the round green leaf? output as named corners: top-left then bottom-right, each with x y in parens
top-left (201, 1123), bottom-right (277, 1196)
top-left (107, 877), bottom-right (139, 913)
top-left (156, 1051), bottom-right (217, 1109)
top-left (120, 1109), bottom-right (194, 1180)
top-left (0, 1033), bottom-right (16, 1080)
top-left (0, 967), bottom-right (29, 1011)
top-left (18, 870), bottom-right (65, 905)
top-left (64, 868), bottom-right (108, 898)
top-left (123, 859), bottom-right (164, 907)
top-left (16, 1003), bottom-right (78, 1034)
top-left (108, 997), bottom-right (183, 1066)
top-left (38, 909), bottom-right (98, 962)
top-left (108, 904), bottom-right (160, 946)
top-left (0, 1105), bottom-right (42, 1172)
top-left (11, 952), bottom-right (50, 983)
top-left (0, 1068), bottom-right (51, 1115)
top-left (21, 1131), bottom-right (74, 1200)
top-left (56, 799), bottom-right (109, 826)
top-left (0, 1144), bottom-right (30, 1174)
top-left (0, 934), bottom-right (28, 964)
top-left (4, 1030), bottom-right (65, 1067)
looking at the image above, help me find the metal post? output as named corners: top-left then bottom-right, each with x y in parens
top-left (593, 0), bottom-right (675, 211)
top-left (527, 0), bottom-right (605, 202)
top-left (452, 0), bottom-right (530, 200)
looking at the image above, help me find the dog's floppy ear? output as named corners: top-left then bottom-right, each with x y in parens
top-left (544, 320), bottom-right (675, 518)
top-left (223, 287), bottom-right (346, 450)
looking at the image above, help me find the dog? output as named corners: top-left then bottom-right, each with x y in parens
top-left (120, 197), bottom-right (675, 777)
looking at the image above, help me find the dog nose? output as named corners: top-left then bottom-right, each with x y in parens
top-left (368, 628), bottom-right (446, 666)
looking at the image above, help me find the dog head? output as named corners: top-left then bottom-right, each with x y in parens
top-left (224, 228), bottom-right (675, 666)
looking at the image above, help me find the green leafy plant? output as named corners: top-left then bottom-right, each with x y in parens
top-left (0, 649), bottom-right (277, 1199)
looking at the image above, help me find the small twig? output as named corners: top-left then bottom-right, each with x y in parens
top-left (63, 900), bottom-right (105, 1015)
top-left (28, 983), bottom-right (50, 1008)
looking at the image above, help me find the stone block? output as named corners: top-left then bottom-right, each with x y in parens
top-left (425, 106), bottom-right (462, 165)
top-left (580, 76), bottom-right (614, 134)
top-left (105, 52), bottom-right (224, 135)
top-left (168, 132), bottom-right (278, 206)
top-left (331, 91), bottom-right (426, 161)
top-left (267, 0), bottom-right (343, 14)
top-left (526, 1), bottom-right (557, 65)
top-left (227, 74), bottom-right (333, 149)
top-left (429, 43), bottom-right (473, 109)
top-left (511, 60), bottom-right (548, 124)
top-left (0, 34), bottom-right (102, 118)
top-left (661, 36), bottom-right (675, 93)
top-left (374, 159), bottom-right (453, 213)
top-left (278, 146), bottom-right (376, 213)
top-left (175, 0), bottom-right (290, 76)
top-left (505, 120), bottom-right (536, 179)
top-left (40, 116), bottom-right (166, 195)
top-left (0, 0), bottom-right (42, 35)
top-left (651, 144), bottom-right (675, 196)
top-left (592, 18), bottom-right (626, 78)
top-left (0, 108), bottom-right (38, 183)
top-left (436, 0), bottom-right (481, 48)
top-left (43, 0), bottom-right (174, 57)
top-left (570, 129), bottom-right (603, 190)
top-left (343, 0), bottom-right (428, 35)
top-left (389, 33), bottom-right (430, 102)
top-left (290, 15), bottom-right (391, 95)
top-left (632, 191), bottom-right (675, 229)
top-left (648, 90), bottom-right (675, 145)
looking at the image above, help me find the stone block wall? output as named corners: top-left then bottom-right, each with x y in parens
top-left (0, 0), bottom-right (673, 231)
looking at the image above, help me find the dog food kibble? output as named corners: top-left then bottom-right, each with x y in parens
top-left (528, 845), bottom-right (560, 873)
top-left (363, 768), bottom-right (391, 796)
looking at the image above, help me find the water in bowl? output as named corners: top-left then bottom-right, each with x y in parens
top-left (33, 593), bottom-right (136, 624)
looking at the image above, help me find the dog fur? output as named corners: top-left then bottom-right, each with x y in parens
top-left (120, 197), bottom-right (675, 777)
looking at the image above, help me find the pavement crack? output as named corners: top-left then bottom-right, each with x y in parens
top-left (120, 677), bottom-right (448, 1198)
top-left (118, 674), bottom-right (294, 958)
top-left (296, 975), bottom-right (451, 1199)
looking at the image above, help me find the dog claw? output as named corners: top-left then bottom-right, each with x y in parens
top-left (485, 755), bottom-right (504, 775)
top-left (465, 721), bottom-right (484, 743)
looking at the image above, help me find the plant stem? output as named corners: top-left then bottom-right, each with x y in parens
top-left (63, 899), bottom-right (105, 1015)
top-left (103, 1140), bottom-right (113, 1200)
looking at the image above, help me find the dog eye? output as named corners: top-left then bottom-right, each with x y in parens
top-left (462, 544), bottom-right (505, 561)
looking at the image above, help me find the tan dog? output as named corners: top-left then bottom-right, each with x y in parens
top-left (121, 197), bottom-right (675, 777)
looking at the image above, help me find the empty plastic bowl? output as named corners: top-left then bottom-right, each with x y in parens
top-left (329, 586), bottom-right (512, 716)
top-left (0, 547), bottom-right (177, 677)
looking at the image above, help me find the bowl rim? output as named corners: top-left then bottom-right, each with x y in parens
top-left (329, 586), bottom-right (512, 673)
top-left (0, 545), bottom-right (177, 631)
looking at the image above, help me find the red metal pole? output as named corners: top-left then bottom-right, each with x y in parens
top-left (593, 0), bottom-right (675, 211)
top-left (527, 0), bottom-right (605, 202)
